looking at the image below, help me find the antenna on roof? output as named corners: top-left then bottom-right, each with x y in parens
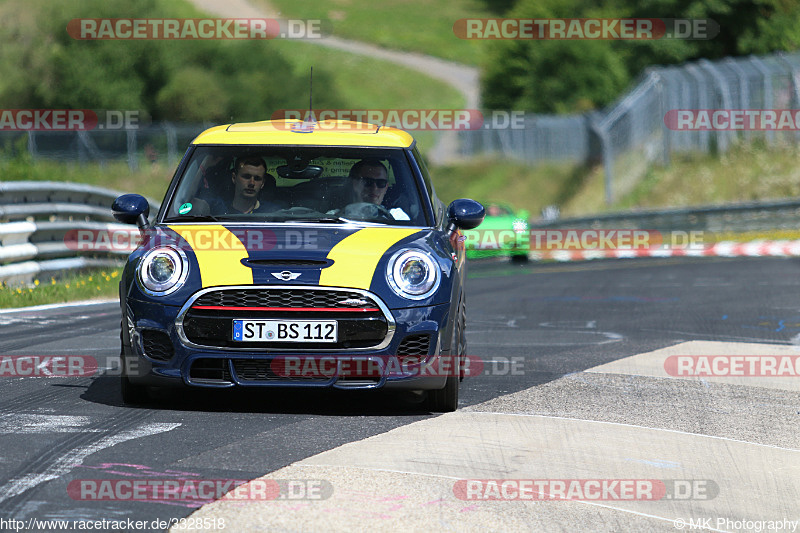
top-left (291, 67), bottom-right (317, 133)
top-left (307, 67), bottom-right (316, 123)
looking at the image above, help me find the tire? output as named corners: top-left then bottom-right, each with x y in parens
top-left (120, 344), bottom-right (150, 405)
top-left (427, 295), bottom-right (464, 412)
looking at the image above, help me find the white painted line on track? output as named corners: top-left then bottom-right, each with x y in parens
top-left (0, 414), bottom-right (100, 434)
top-left (0, 299), bottom-right (116, 314)
top-left (0, 423), bottom-right (180, 504)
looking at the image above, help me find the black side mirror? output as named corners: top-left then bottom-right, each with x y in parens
top-left (447, 199), bottom-right (485, 232)
top-left (112, 194), bottom-right (150, 229)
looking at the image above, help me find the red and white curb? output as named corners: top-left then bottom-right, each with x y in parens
top-left (528, 240), bottom-right (800, 262)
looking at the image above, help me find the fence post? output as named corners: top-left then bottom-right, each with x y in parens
top-left (652, 69), bottom-right (670, 167)
top-left (166, 123), bottom-right (178, 169)
top-left (27, 131), bottom-right (38, 160)
top-left (774, 53), bottom-right (800, 143)
top-left (127, 129), bottom-right (138, 172)
top-left (724, 57), bottom-right (752, 143)
top-left (589, 117), bottom-right (614, 205)
top-left (749, 55), bottom-right (775, 146)
top-left (698, 59), bottom-right (734, 153)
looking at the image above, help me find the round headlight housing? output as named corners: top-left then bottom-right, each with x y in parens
top-left (137, 246), bottom-right (188, 295)
top-left (387, 249), bottom-right (440, 300)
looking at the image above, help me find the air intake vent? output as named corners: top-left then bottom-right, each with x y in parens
top-left (396, 334), bottom-right (430, 364)
top-left (244, 259), bottom-right (330, 267)
top-left (189, 358), bottom-right (232, 383)
top-left (141, 330), bottom-right (174, 362)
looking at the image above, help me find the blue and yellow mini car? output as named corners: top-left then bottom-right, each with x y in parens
top-left (113, 119), bottom-right (484, 411)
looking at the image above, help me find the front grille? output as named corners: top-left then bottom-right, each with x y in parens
top-left (193, 288), bottom-right (378, 310)
top-left (232, 359), bottom-right (329, 382)
top-left (182, 287), bottom-right (390, 350)
top-left (141, 330), bottom-right (174, 361)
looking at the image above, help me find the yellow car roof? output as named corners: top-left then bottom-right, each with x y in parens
top-left (192, 120), bottom-right (415, 148)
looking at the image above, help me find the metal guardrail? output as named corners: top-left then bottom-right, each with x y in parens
top-left (0, 182), bottom-right (159, 285)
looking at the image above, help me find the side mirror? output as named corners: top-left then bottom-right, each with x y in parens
top-left (112, 194), bottom-right (150, 229)
top-left (446, 199), bottom-right (485, 232)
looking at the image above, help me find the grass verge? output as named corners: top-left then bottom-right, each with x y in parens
top-left (431, 157), bottom-right (590, 217)
top-left (254, 0), bottom-right (490, 66)
top-left (0, 269), bottom-right (120, 309)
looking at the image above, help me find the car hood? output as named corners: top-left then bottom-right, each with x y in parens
top-left (131, 224), bottom-right (453, 308)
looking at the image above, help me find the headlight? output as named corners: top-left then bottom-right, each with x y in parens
top-left (387, 249), bottom-right (440, 300)
top-left (513, 219), bottom-right (528, 234)
top-left (137, 246), bottom-right (188, 295)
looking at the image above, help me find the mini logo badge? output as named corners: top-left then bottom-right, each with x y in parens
top-left (271, 271), bottom-right (301, 281)
top-left (337, 298), bottom-right (369, 307)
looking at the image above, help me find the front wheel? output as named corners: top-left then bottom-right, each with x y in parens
top-left (120, 345), bottom-right (150, 405)
top-left (427, 295), bottom-right (465, 412)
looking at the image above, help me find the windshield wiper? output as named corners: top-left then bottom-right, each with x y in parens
top-left (163, 214), bottom-right (221, 223)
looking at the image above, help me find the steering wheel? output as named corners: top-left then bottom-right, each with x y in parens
top-left (343, 202), bottom-right (394, 221)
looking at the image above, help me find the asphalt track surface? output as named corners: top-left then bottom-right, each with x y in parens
top-left (0, 256), bottom-right (798, 532)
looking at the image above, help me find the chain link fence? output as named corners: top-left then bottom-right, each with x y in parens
top-left (458, 50), bottom-right (800, 204)
top-left (2, 49), bottom-right (799, 205)
top-left (0, 123), bottom-right (212, 171)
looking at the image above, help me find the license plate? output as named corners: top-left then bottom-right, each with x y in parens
top-left (232, 320), bottom-right (338, 343)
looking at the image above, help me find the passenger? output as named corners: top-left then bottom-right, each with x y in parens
top-left (223, 156), bottom-right (281, 214)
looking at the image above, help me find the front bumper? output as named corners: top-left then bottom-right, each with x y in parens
top-left (123, 295), bottom-right (452, 391)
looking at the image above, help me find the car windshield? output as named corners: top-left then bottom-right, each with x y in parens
top-left (162, 146), bottom-right (427, 226)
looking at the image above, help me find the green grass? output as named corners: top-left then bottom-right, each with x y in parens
top-left (0, 154), bottom-right (174, 203)
top-left (254, 0), bottom-right (490, 66)
top-left (431, 158), bottom-right (588, 216)
top-left (559, 142), bottom-right (800, 216)
top-left (265, 39), bottom-right (465, 154)
top-left (0, 269), bottom-right (120, 308)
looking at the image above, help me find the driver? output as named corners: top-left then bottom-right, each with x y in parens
top-left (348, 159), bottom-right (409, 220)
top-left (350, 158), bottom-right (389, 205)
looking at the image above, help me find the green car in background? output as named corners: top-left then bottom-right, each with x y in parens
top-left (463, 203), bottom-right (530, 261)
